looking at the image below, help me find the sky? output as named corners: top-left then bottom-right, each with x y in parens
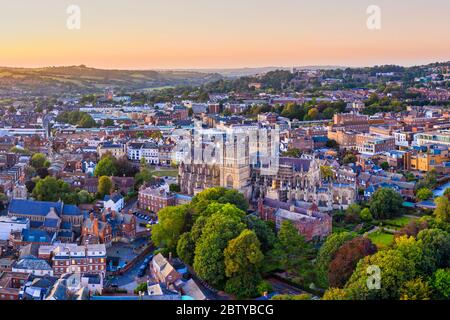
top-left (0, 0), bottom-right (449, 69)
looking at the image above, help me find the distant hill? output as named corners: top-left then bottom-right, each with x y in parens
top-left (0, 65), bottom-right (222, 96)
top-left (175, 66), bottom-right (346, 78)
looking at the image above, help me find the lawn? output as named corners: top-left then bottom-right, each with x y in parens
top-left (368, 231), bottom-right (395, 248)
top-left (150, 169), bottom-right (178, 178)
top-left (383, 216), bottom-right (415, 229)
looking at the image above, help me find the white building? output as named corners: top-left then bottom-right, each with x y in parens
top-left (103, 194), bottom-right (125, 213)
top-left (0, 216), bottom-right (29, 240)
top-left (12, 256), bottom-right (53, 276)
top-left (127, 142), bottom-right (159, 165)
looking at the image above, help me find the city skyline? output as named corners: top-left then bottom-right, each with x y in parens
top-left (1, 0), bottom-right (450, 69)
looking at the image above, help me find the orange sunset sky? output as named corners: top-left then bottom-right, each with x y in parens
top-left (0, 0), bottom-right (449, 69)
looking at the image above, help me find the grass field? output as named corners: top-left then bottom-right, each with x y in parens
top-left (368, 231), bottom-right (395, 248)
top-left (383, 216), bottom-right (415, 229)
top-left (149, 169), bottom-right (178, 178)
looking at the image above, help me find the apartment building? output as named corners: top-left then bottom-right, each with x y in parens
top-left (38, 244), bottom-right (107, 276)
top-left (138, 186), bottom-right (176, 214)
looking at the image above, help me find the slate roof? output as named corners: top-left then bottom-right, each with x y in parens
top-left (44, 219), bottom-right (59, 228)
top-left (22, 229), bottom-right (54, 243)
top-left (279, 157), bottom-right (311, 172)
top-left (104, 194), bottom-right (123, 203)
top-left (14, 256), bottom-right (52, 271)
top-left (8, 199), bottom-right (81, 217)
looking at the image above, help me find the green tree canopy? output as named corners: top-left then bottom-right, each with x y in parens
top-left (316, 232), bottom-right (355, 288)
top-left (152, 205), bottom-right (191, 254)
top-left (416, 188), bottom-right (433, 201)
top-left (31, 176), bottom-right (76, 203)
top-left (98, 176), bottom-right (113, 198)
top-left (434, 196), bottom-right (450, 223)
top-left (399, 278), bottom-right (433, 300)
top-left (94, 155), bottom-right (118, 177)
top-left (193, 212), bottom-right (245, 289)
top-left (369, 188), bottom-right (404, 220)
top-left (31, 153), bottom-right (48, 169)
top-left (431, 269), bottom-right (450, 299)
top-left (224, 229), bottom-right (264, 298)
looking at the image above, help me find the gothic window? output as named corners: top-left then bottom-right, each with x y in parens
top-left (226, 175), bottom-right (234, 188)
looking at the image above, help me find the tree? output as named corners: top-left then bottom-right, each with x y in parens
top-left (326, 139), bottom-right (339, 150)
top-left (176, 232), bottom-right (195, 265)
top-left (396, 219), bottom-right (429, 238)
top-left (431, 269), bottom-right (450, 299)
top-left (380, 162), bottom-right (389, 171)
top-left (256, 281), bottom-right (273, 296)
top-left (191, 187), bottom-right (248, 213)
top-left (134, 282), bottom-right (148, 295)
top-left (78, 113), bottom-right (96, 128)
top-left (271, 294), bottom-right (311, 300)
top-left (31, 153), bottom-right (47, 169)
top-left (322, 107), bottom-right (336, 119)
top-left (152, 205), bottom-right (190, 254)
top-left (31, 176), bottom-right (76, 203)
top-left (369, 188), bottom-right (404, 220)
top-left (115, 156), bottom-right (139, 177)
top-left (359, 208), bottom-right (373, 222)
top-left (342, 153), bottom-right (357, 164)
top-left (433, 196), bottom-right (450, 223)
top-left (98, 176), bottom-right (113, 198)
top-left (399, 278), bottom-right (432, 300)
top-left (94, 155), bottom-right (118, 177)
top-left (243, 215), bottom-right (276, 253)
top-left (103, 119), bottom-right (114, 126)
top-left (0, 193), bottom-right (8, 210)
top-left (169, 184), bottom-right (181, 193)
top-left (328, 237), bottom-right (377, 288)
top-left (320, 166), bottom-right (334, 180)
top-left (345, 249), bottom-right (416, 300)
top-left (135, 168), bottom-right (154, 189)
top-left (416, 169), bottom-right (438, 190)
top-left (416, 188), bottom-right (433, 201)
top-left (316, 232), bottom-right (355, 288)
top-left (193, 212), bottom-right (245, 289)
top-left (224, 229), bottom-right (264, 298)
top-left (267, 221), bottom-right (313, 283)
top-left (307, 108), bottom-right (319, 120)
top-left (77, 190), bottom-right (93, 204)
top-left (322, 288), bottom-right (349, 300)
top-left (218, 189), bottom-right (249, 212)
top-left (393, 236), bottom-right (429, 275)
top-left (282, 149), bottom-right (301, 158)
top-left (417, 228), bottom-right (450, 270)
top-left (444, 188), bottom-right (450, 200)
top-left (345, 203), bottom-right (361, 219)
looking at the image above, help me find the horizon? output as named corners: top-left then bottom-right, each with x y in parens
top-left (1, 1), bottom-right (450, 69)
top-left (1, 59), bottom-right (449, 72)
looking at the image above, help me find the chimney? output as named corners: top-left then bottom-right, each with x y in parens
top-left (93, 218), bottom-right (99, 235)
top-left (168, 252), bottom-right (172, 262)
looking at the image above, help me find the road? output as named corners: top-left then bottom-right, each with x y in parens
top-left (266, 277), bottom-right (312, 297)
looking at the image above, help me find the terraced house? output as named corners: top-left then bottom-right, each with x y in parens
top-left (38, 244), bottom-right (107, 276)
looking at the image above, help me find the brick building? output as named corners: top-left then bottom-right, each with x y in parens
top-left (138, 186), bottom-right (176, 214)
top-left (38, 244), bottom-right (107, 276)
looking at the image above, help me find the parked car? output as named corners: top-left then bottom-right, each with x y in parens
top-left (137, 265), bottom-right (147, 277)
